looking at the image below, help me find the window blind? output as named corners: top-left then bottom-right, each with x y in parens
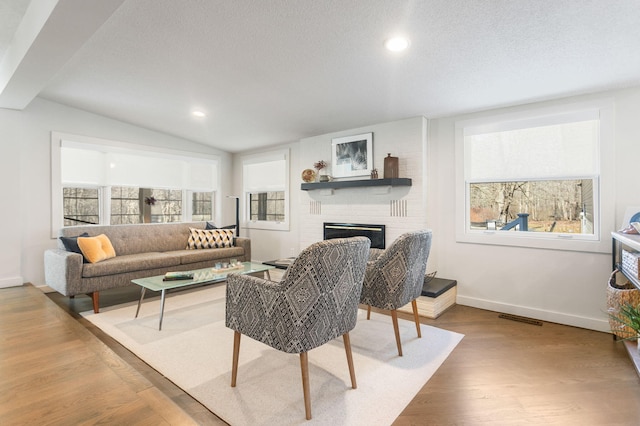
top-left (60, 144), bottom-right (218, 191)
top-left (464, 111), bottom-right (599, 181)
top-left (243, 159), bottom-right (286, 192)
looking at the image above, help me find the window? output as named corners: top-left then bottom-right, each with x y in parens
top-left (250, 191), bottom-right (285, 221)
top-left (63, 187), bottom-right (99, 226)
top-left (455, 100), bottom-right (614, 252)
top-left (149, 189), bottom-right (183, 223)
top-left (51, 132), bottom-right (220, 236)
top-left (470, 179), bottom-right (594, 234)
top-left (110, 186), bottom-right (140, 224)
top-left (242, 149), bottom-right (289, 231)
top-left (110, 187), bottom-right (184, 224)
top-left (192, 192), bottom-right (213, 221)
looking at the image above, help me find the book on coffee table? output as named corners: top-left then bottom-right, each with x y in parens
top-left (163, 271), bottom-right (194, 281)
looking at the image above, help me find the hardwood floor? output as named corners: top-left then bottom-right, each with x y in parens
top-left (3, 283), bottom-right (640, 425)
top-left (0, 284), bottom-right (223, 425)
top-left (394, 305), bottom-right (640, 425)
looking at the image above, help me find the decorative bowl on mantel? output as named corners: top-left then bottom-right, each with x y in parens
top-left (301, 169), bottom-right (316, 183)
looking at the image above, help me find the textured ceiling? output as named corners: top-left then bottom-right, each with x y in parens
top-left (3, 0), bottom-right (640, 152)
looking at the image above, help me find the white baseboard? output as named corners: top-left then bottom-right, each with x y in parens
top-left (0, 276), bottom-right (24, 289)
top-left (456, 295), bottom-right (611, 333)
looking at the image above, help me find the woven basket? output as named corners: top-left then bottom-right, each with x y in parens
top-left (607, 269), bottom-right (640, 338)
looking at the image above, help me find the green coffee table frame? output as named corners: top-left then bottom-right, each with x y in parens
top-left (132, 261), bottom-right (274, 330)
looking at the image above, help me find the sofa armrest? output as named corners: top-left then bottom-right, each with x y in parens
top-left (234, 237), bottom-right (251, 261)
top-left (44, 249), bottom-right (83, 296)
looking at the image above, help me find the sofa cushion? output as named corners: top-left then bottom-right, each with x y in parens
top-left (81, 252), bottom-right (181, 278)
top-left (205, 222), bottom-right (236, 230)
top-left (60, 232), bottom-right (89, 259)
top-left (187, 228), bottom-right (234, 249)
top-left (77, 234), bottom-right (117, 263)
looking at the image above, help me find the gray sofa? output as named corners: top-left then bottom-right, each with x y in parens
top-left (44, 221), bottom-right (251, 313)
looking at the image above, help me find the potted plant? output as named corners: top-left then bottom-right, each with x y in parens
top-left (314, 160), bottom-right (329, 182)
top-left (608, 302), bottom-right (640, 353)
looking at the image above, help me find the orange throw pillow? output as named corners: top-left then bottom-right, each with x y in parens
top-left (77, 234), bottom-right (116, 263)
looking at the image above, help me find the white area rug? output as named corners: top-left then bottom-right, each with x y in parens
top-left (82, 284), bottom-right (463, 425)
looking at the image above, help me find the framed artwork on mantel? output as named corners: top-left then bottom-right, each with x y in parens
top-left (331, 132), bottom-right (373, 178)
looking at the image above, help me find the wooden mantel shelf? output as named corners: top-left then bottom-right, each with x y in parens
top-left (301, 177), bottom-right (412, 191)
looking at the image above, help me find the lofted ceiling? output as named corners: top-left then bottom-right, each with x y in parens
top-left (2, 0), bottom-right (640, 153)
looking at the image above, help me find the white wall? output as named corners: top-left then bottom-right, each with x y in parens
top-left (429, 86), bottom-right (640, 332)
top-left (233, 116), bottom-right (430, 263)
top-left (1, 97), bottom-right (231, 287)
top-left (298, 116), bottom-right (431, 256)
top-left (0, 109), bottom-right (24, 288)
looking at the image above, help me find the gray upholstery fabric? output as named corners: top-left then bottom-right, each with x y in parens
top-left (45, 222), bottom-right (251, 298)
top-left (58, 222), bottom-right (209, 255)
top-left (226, 237), bottom-right (371, 354)
top-left (80, 252), bottom-right (181, 278)
top-left (360, 230), bottom-right (433, 310)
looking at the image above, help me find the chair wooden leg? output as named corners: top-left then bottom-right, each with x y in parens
top-left (411, 299), bottom-right (422, 338)
top-left (343, 332), bottom-right (357, 389)
top-left (391, 310), bottom-right (403, 356)
top-left (231, 331), bottom-right (241, 387)
top-left (300, 352), bottom-right (312, 420)
top-left (366, 305), bottom-right (371, 320)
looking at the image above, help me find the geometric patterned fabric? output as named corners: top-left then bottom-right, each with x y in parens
top-left (186, 227), bottom-right (234, 249)
top-left (360, 230), bottom-right (432, 310)
top-left (225, 236), bottom-right (371, 354)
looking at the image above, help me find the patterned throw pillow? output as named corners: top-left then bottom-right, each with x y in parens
top-left (187, 228), bottom-right (234, 249)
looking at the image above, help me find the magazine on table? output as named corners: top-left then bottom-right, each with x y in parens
top-left (163, 271), bottom-right (194, 281)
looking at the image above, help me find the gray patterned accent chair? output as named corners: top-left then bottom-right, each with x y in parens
top-left (361, 230), bottom-right (433, 356)
top-left (225, 236), bottom-right (371, 421)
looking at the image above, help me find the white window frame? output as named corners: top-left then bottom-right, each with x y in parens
top-left (241, 148), bottom-right (290, 231)
top-left (51, 132), bottom-right (221, 238)
top-left (455, 99), bottom-right (615, 253)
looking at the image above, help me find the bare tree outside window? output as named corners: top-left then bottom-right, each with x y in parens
top-left (110, 187), bottom-right (182, 224)
top-left (469, 179), bottom-right (593, 233)
top-left (63, 187), bottom-right (99, 226)
top-left (192, 192), bottom-right (213, 221)
top-left (110, 186), bottom-right (141, 224)
top-left (150, 189), bottom-right (182, 223)
top-left (250, 191), bottom-right (285, 222)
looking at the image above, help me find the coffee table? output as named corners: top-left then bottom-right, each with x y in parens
top-left (262, 257), bottom-right (295, 269)
top-left (132, 262), bottom-right (274, 330)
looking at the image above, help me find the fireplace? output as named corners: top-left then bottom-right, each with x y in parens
top-left (323, 222), bottom-right (386, 249)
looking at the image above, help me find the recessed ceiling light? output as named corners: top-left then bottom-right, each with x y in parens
top-left (384, 36), bottom-right (410, 52)
top-left (192, 110), bottom-right (206, 118)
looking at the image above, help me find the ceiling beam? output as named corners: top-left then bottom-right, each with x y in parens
top-left (0, 0), bottom-right (125, 110)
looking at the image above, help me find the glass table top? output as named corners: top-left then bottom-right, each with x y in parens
top-left (131, 261), bottom-right (274, 292)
